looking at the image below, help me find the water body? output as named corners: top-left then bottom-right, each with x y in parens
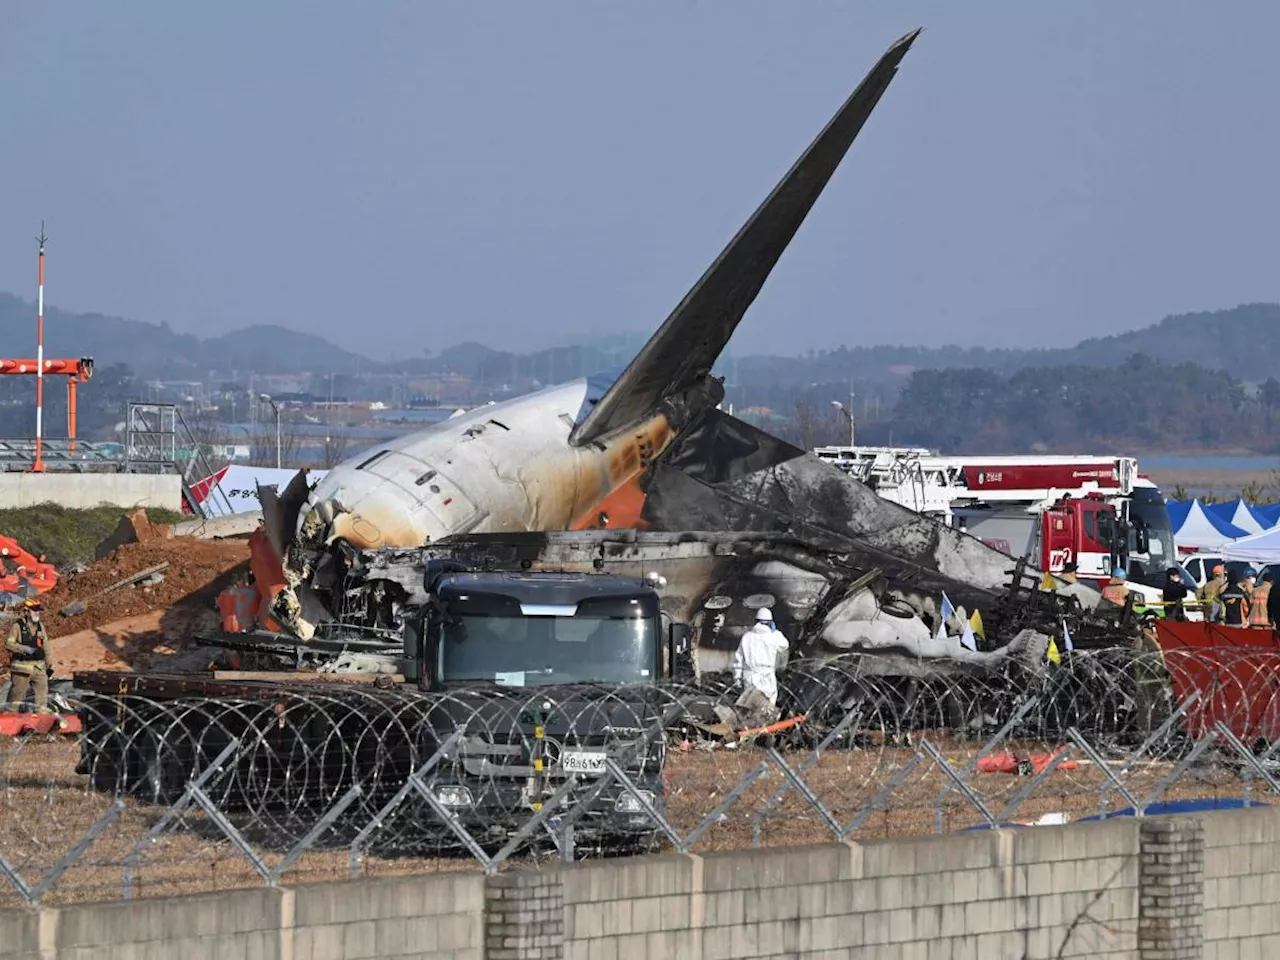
top-left (1143, 455), bottom-right (1278, 471)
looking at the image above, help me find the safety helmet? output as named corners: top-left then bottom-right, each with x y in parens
top-left (1245, 569), bottom-right (1257, 580)
top-left (21, 598), bottom-right (41, 610)
top-left (755, 607), bottom-right (773, 623)
top-left (1113, 568), bottom-right (1127, 579)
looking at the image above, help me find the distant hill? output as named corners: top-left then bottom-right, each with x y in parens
top-left (0, 294), bottom-right (372, 377)
top-left (200, 324), bottom-right (372, 374)
top-left (734, 303), bottom-right (1280, 392)
top-left (1060, 304), bottom-right (1276, 377)
top-left (3, 290), bottom-right (1274, 389)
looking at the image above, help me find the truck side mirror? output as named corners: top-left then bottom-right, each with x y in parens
top-left (668, 623), bottom-right (691, 655)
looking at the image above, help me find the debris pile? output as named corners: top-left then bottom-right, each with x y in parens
top-left (92, 507), bottom-right (173, 559)
top-left (0, 535), bottom-right (59, 604)
top-left (1, 536), bottom-right (253, 678)
top-left (45, 538), bottom-right (248, 639)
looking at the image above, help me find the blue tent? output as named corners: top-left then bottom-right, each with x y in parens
top-left (1256, 503), bottom-right (1280, 528)
top-left (1174, 499), bottom-right (1249, 550)
top-left (1207, 499), bottom-right (1272, 535)
top-left (1166, 499), bottom-right (1193, 534)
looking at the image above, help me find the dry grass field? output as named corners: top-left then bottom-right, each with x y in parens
top-left (0, 730), bottom-right (1253, 906)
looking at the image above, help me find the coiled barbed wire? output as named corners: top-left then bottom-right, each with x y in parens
top-left (2, 645), bottom-right (1280, 903)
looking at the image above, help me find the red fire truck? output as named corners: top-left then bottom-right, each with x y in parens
top-left (813, 447), bottom-right (1180, 604)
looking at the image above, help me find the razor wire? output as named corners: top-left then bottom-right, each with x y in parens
top-left (3, 645), bottom-right (1280, 904)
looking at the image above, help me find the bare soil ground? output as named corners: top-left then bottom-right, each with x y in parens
top-left (42, 539), bottom-right (249, 641)
top-left (1, 538), bottom-right (250, 678)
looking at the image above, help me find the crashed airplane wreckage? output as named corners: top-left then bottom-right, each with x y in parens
top-left (156, 28), bottom-right (1145, 681)
top-left (66, 32), bottom-right (1170, 846)
top-left (246, 27), bottom-right (1140, 673)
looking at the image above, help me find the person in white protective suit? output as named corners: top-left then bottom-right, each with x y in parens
top-left (730, 608), bottom-right (790, 727)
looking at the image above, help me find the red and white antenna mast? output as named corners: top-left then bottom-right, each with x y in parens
top-left (32, 223), bottom-right (47, 473)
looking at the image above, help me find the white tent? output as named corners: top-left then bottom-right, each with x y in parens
top-left (1223, 527), bottom-right (1280, 565)
top-left (1174, 499), bottom-right (1249, 552)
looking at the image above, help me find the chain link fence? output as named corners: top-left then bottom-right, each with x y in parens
top-left (3, 646), bottom-right (1280, 905)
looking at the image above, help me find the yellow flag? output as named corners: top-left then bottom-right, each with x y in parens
top-left (1040, 571), bottom-right (1056, 591)
top-left (1045, 636), bottom-right (1061, 665)
top-left (969, 609), bottom-right (985, 640)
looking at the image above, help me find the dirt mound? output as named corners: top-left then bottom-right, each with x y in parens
top-left (2, 537), bottom-right (249, 677)
top-left (93, 508), bottom-right (173, 560)
top-left (43, 538), bottom-right (249, 640)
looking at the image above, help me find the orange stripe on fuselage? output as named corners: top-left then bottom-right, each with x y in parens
top-left (571, 469), bottom-right (650, 531)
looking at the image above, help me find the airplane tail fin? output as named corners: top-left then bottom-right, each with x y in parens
top-left (569, 28), bottom-right (921, 448)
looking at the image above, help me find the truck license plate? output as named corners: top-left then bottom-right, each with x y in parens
top-left (561, 751), bottom-right (607, 775)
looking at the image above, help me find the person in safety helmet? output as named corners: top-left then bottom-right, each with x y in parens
top-left (1198, 564), bottom-right (1228, 623)
top-left (730, 607), bottom-right (790, 728)
top-left (1249, 571), bottom-right (1273, 628)
top-left (1101, 568), bottom-right (1130, 609)
top-left (5, 599), bottom-right (51, 712)
top-left (1220, 570), bottom-right (1250, 627)
top-left (1241, 569), bottom-right (1257, 601)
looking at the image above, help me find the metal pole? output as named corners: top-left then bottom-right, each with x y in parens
top-left (259, 394), bottom-right (281, 468)
top-left (32, 225), bottom-right (47, 473)
top-left (68, 377), bottom-right (77, 455)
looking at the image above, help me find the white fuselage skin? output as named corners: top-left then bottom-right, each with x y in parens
top-left (301, 373), bottom-right (671, 550)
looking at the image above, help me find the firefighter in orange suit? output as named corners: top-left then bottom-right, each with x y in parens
top-left (1101, 568), bottom-right (1130, 609)
top-left (1249, 572), bottom-right (1273, 628)
top-left (1198, 565), bottom-right (1227, 623)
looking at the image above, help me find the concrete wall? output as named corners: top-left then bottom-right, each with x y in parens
top-left (0, 872), bottom-right (484, 960)
top-left (1204, 805), bottom-right (1280, 958)
top-left (562, 825), bottom-right (1143, 960)
top-left (0, 473), bottom-right (182, 511)
top-left (3, 809), bottom-right (1280, 958)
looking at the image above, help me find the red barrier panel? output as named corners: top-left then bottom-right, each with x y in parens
top-left (1154, 622), bottom-right (1280, 742)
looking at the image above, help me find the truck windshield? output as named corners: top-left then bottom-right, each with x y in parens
top-left (1127, 490), bottom-right (1178, 590)
top-left (439, 614), bottom-right (658, 687)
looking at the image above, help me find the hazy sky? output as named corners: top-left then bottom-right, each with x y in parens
top-left (2, 3), bottom-right (1277, 361)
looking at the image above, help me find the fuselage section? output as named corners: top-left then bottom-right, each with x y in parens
top-left (302, 375), bottom-right (671, 549)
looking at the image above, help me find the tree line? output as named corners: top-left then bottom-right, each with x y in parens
top-left (766, 355), bottom-right (1280, 456)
